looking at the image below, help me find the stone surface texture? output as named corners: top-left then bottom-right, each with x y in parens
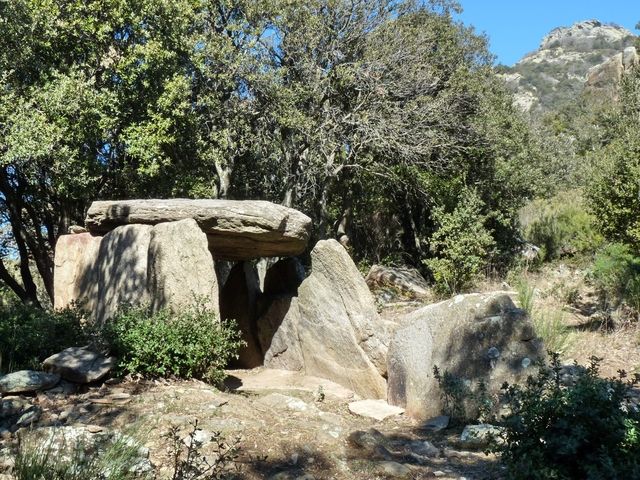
top-left (0, 371), bottom-right (60, 394)
top-left (387, 293), bottom-right (543, 420)
top-left (365, 265), bottom-right (430, 297)
top-left (43, 347), bottom-right (115, 384)
top-left (348, 399), bottom-right (405, 421)
top-left (85, 199), bottom-right (312, 260)
top-left (261, 240), bottom-right (389, 399)
top-left (148, 218), bottom-right (218, 313)
top-left (53, 232), bottom-right (102, 310)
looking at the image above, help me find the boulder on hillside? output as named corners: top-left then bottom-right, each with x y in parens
top-left (387, 293), bottom-right (543, 420)
top-left (261, 240), bottom-right (389, 399)
top-left (53, 232), bottom-right (102, 311)
top-left (148, 218), bottom-right (218, 313)
top-left (85, 199), bottom-right (312, 260)
top-left (263, 257), bottom-right (305, 296)
top-left (365, 265), bottom-right (430, 298)
top-left (94, 224), bottom-right (153, 323)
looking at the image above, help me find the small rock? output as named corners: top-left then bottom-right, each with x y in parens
top-left (1, 397), bottom-right (32, 418)
top-left (259, 393), bottom-right (310, 412)
top-left (290, 452), bottom-right (299, 465)
top-left (376, 461), bottom-right (412, 478)
top-left (406, 440), bottom-right (439, 458)
top-left (0, 371), bottom-right (60, 394)
top-left (86, 425), bottom-right (104, 433)
top-left (460, 424), bottom-right (504, 448)
top-left (182, 429), bottom-right (213, 447)
top-left (347, 429), bottom-right (392, 460)
top-left (348, 399), bottom-right (404, 421)
top-left (16, 407), bottom-right (41, 428)
top-left (420, 415), bottom-right (450, 432)
top-left (43, 347), bottom-right (115, 384)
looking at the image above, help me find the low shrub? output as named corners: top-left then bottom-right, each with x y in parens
top-left (433, 366), bottom-right (494, 424)
top-left (494, 353), bottom-right (640, 480)
top-left (590, 243), bottom-right (640, 315)
top-left (425, 189), bottom-right (495, 295)
top-left (521, 191), bottom-right (603, 262)
top-left (0, 303), bottom-right (87, 373)
top-left (102, 305), bottom-right (244, 384)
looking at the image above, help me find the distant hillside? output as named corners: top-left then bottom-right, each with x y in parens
top-left (498, 20), bottom-right (638, 114)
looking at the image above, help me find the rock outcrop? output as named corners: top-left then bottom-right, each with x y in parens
top-left (53, 233), bottom-right (102, 310)
top-left (0, 371), bottom-right (60, 394)
top-left (365, 265), bottom-right (430, 298)
top-left (85, 199), bottom-right (312, 260)
top-left (499, 20), bottom-right (637, 113)
top-left (387, 293), bottom-right (543, 420)
top-left (261, 240), bottom-right (389, 399)
top-left (585, 46), bottom-right (639, 100)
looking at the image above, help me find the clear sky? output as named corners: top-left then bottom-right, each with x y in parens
top-left (455, 0), bottom-right (640, 66)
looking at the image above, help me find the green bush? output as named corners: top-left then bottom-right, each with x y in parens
top-left (425, 189), bottom-right (495, 295)
top-left (0, 303), bottom-right (87, 373)
top-left (494, 354), bottom-right (640, 480)
top-left (590, 243), bottom-right (640, 314)
top-left (102, 305), bottom-right (244, 384)
top-left (521, 191), bottom-right (603, 261)
top-left (433, 366), bottom-right (494, 424)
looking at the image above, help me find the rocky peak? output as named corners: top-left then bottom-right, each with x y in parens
top-left (539, 20), bottom-right (633, 52)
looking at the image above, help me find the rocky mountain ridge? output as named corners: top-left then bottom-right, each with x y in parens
top-left (499, 20), bottom-right (638, 114)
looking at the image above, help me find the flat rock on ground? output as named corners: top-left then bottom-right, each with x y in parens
top-left (0, 371), bottom-right (60, 394)
top-left (43, 347), bottom-right (115, 384)
top-left (348, 399), bottom-right (405, 421)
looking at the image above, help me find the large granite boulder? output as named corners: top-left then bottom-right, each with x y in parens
top-left (43, 347), bottom-right (115, 384)
top-left (261, 240), bottom-right (388, 399)
top-left (387, 293), bottom-right (543, 420)
top-left (85, 199), bottom-right (312, 261)
top-left (94, 224), bottom-right (152, 323)
top-left (0, 371), bottom-right (60, 394)
top-left (53, 233), bottom-right (102, 310)
top-left (148, 218), bottom-right (218, 313)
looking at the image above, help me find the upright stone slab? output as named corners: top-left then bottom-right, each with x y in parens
top-left (85, 199), bottom-right (312, 260)
top-left (94, 224), bottom-right (152, 323)
top-left (261, 240), bottom-right (388, 399)
top-left (387, 293), bottom-right (543, 420)
top-left (53, 233), bottom-right (102, 310)
top-left (148, 218), bottom-right (218, 314)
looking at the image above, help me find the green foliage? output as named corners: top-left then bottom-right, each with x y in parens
top-left (590, 243), bottom-right (640, 313)
top-left (166, 420), bottom-right (242, 479)
top-left (14, 428), bottom-right (147, 480)
top-left (102, 305), bottom-right (244, 384)
top-left (425, 189), bottom-right (495, 295)
top-left (587, 64), bottom-right (640, 247)
top-left (494, 354), bottom-right (640, 480)
top-left (0, 303), bottom-right (86, 373)
top-left (521, 191), bottom-right (603, 261)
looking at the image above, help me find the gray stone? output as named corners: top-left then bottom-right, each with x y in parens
top-left (43, 347), bottom-right (115, 384)
top-left (258, 393), bottom-right (310, 412)
top-left (387, 293), bottom-right (542, 420)
top-left (94, 224), bottom-right (152, 323)
top-left (262, 240), bottom-right (389, 399)
top-left (365, 265), bottom-right (430, 297)
top-left (85, 199), bottom-right (312, 261)
top-left (15, 407), bottom-right (41, 428)
top-left (1, 397), bottom-right (32, 419)
top-left (460, 424), bottom-right (504, 448)
top-left (348, 399), bottom-right (404, 421)
top-left (420, 415), bottom-right (450, 432)
top-left (406, 440), bottom-right (439, 458)
top-left (148, 218), bottom-right (218, 314)
top-left (347, 429), bottom-right (392, 460)
top-left (53, 232), bottom-right (102, 311)
top-left (0, 371), bottom-right (60, 394)
top-left (263, 258), bottom-right (305, 296)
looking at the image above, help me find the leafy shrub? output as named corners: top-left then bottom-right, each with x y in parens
top-left (521, 191), bottom-right (603, 261)
top-left (0, 303), bottom-right (87, 373)
top-left (102, 305), bottom-right (244, 384)
top-left (494, 354), bottom-right (640, 480)
top-left (590, 243), bottom-right (640, 315)
top-left (425, 189), bottom-right (495, 295)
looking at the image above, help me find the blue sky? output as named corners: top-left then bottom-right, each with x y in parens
top-left (455, 0), bottom-right (640, 66)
